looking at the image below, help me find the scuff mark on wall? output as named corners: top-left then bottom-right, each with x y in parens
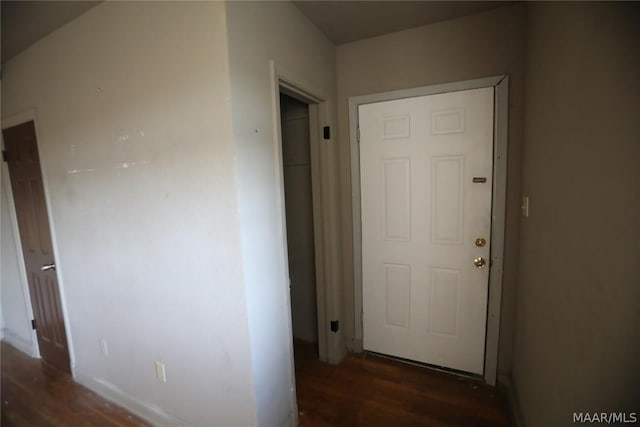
top-left (114, 129), bottom-right (145, 144)
top-left (67, 168), bottom-right (97, 175)
top-left (113, 160), bottom-right (150, 169)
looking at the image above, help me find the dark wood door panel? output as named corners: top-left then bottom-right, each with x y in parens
top-left (3, 121), bottom-right (70, 373)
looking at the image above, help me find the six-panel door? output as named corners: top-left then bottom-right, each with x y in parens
top-left (3, 121), bottom-right (71, 373)
top-left (360, 87), bottom-right (494, 374)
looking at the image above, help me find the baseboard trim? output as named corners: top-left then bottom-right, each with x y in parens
top-left (75, 373), bottom-right (187, 426)
top-left (1, 329), bottom-right (36, 357)
top-left (498, 374), bottom-right (525, 427)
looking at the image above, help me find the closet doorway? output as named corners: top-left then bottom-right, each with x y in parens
top-left (280, 93), bottom-right (319, 356)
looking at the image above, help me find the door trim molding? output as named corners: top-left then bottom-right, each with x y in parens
top-left (1, 110), bottom-right (76, 372)
top-left (269, 59), bottom-right (345, 425)
top-left (270, 61), bottom-right (329, 363)
top-left (348, 75), bottom-right (508, 385)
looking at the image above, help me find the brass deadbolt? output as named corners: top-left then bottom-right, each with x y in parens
top-left (475, 238), bottom-right (487, 247)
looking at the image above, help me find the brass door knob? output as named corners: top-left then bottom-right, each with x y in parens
top-left (474, 257), bottom-right (486, 269)
top-left (475, 238), bottom-right (486, 247)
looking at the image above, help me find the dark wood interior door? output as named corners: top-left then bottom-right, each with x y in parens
top-left (3, 121), bottom-right (70, 373)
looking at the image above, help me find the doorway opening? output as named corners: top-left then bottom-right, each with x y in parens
top-left (279, 93), bottom-right (319, 362)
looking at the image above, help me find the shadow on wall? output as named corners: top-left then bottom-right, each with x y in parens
top-left (513, 3), bottom-right (640, 426)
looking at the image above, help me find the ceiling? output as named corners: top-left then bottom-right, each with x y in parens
top-left (293, 1), bottom-right (506, 44)
top-left (1, 1), bottom-right (506, 65)
top-left (1, 1), bottom-right (100, 65)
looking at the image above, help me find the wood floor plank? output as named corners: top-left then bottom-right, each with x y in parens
top-left (2, 340), bottom-right (510, 426)
top-left (1, 342), bottom-right (150, 427)
top-left (294, 340), bottom-right (510, 427)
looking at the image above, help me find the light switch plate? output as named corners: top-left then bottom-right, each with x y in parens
top-left (521, 196), bottom-right (529, 217)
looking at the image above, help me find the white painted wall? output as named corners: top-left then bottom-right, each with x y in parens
top-left (1, 3), bottom-right (258, 425)
top-left (1, 160), bottom-right (37, 355)
top-left (225, 2), bottom-right (338, 425)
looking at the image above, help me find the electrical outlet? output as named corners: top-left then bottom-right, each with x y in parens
top-left (100, 339), bottom-right (109, 357)
top-left (155, 361), bottom-right (167, 382)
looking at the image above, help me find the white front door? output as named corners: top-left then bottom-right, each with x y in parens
top-left (360, 87), bottom-right (494, 374)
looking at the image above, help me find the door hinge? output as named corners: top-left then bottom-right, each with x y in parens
top-left (330, 320), bottom-right (339, 333)
top-left (357, 126), bottom-right (360, 143)
top-left (31, 319), bottom-right (37, 330)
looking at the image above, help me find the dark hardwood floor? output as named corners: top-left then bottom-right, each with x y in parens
top-left (1, 342), bottom-right (150, 427)
top-left (294, 340), bottom-right (510, 427)
top-left (1, 340), bottom-right (509, 426)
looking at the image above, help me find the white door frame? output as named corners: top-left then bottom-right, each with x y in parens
top-left (270, 60), bottom-right (343, 368)
top-left (349, 76), bottom-right (509, 385)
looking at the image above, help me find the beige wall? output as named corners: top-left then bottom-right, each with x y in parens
top-left (336, 5), bottom-right (526, 375)
top-left (513, 3), bottom-right (640, 425)
top-left (225, 2), bottom-right (338, 424)
top-left (1, 3), bottom-right (257, 425)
